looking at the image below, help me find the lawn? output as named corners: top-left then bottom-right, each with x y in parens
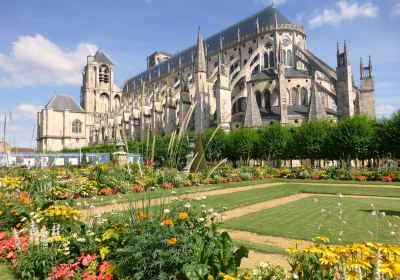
top-left (221, 196), bottom-right (400, 245)
top-left (0, 263), bottom-right (15, 280)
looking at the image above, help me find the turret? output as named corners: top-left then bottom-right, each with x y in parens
top-left (336, 41), bottom-right (354, 117)
top-left (359, 56), bottom-right (375, 118)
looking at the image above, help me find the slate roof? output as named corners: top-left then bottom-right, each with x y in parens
top-left (45, 94), bottom-right (85, 113)
top-left (126, 5), bottom-right (292, 90)
top-left (284, 68), bottom-right (310, 78)
top-left (94, 49), bottom-right (114, 66)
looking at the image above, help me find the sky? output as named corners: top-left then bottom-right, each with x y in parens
top-left (0, 0), bottom-right (399, 148)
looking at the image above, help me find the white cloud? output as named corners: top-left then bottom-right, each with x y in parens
top-left (254, 0), bottom-right (287, 6)
top-left (308, 1), bottom-right (378, 29)
top-left (392, 1), bottom-right (400, 16)
top-left (15, 104), bottom-right (41, 119)
top-left (376, 104), bottom-right (398, 118)
top-left (0, 34), bottom-right (98, 87)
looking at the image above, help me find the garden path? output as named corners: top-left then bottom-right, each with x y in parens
top-left (240, 250), bottom-right (290, 270)
top-left (81, 182), bottom-right (285, 219)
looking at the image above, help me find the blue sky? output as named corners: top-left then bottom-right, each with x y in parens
top-left (0, 0), bottom-right (399, 148)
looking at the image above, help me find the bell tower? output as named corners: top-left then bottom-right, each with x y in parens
top-left (359, 56), bottom-right (375, 118)
top-left (336, 41), bottom-right (355, 117)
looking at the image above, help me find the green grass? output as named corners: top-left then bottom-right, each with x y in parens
top-left (221, 196), bottom-right (400, 245)
top-left (232, 239), bottom-right (288, 256)
top-left (73, 178), bottom-right (400, 210)
top-left (71, 178), bottom-right (279, 209)
top-left (0, 263), bottom-right (15, 280)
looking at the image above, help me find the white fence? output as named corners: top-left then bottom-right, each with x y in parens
top-left (0, 153), bottom-right (142, 167)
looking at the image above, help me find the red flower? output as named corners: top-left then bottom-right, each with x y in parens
top-left (146, 159), bottom-right (153, 167)
top-left (73, 192), bottom-right (80, 199)
top-left (162, 183), bottom-right (173, 189)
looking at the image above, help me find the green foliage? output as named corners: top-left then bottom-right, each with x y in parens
top-left (257, 124), bottom-right (291, 162)
top-left (379, 111), bottom-right (400, 159)
top-left (293, 120), bottom-right (331, 165)
top-left (201, 128), bottom-right (227, 162)
top-left (227, 128), bottom-right (259, 164)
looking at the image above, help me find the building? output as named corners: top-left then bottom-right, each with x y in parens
top-left (37, 4), bottom-right (375, 151)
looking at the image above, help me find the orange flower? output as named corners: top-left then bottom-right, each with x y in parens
top-left (178, 212), bottom-right (189, 220)
top-left (10, 210), bottom-right (20, 216)
top-left (10, 210), bottom-right (19, 216)
top-left (164, 219), bottom-right (174, 227)
top-left (167, 237), bottom-right (177, 245)
top-left (4, 202), bottom-right (13, 207)
top-left (0, 211), bottom-right (3, 216)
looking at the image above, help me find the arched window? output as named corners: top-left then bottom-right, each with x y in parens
top-left (300, 88), bottom-right (308, 106)
top-left (114, 95), bottom-right (121, 109)
top-left (99, 65), bottom-right (109, 83)
top-left (269, 52), bottom-right (275, 68)
top-left (264, 90), bottom-right (270, 110)
top-left (291, 88), bottom-right (298, 106)
top-left (72, 120), bottom-right (82, 134)
top-left (264, 52), bottom-right (269, 69)
top-left (287, 50), bottom-right (292, 67)
top-left (251, 65), bottom-right (259, 78)
top-left (256, 91), bottom-right (262, 108)
top-left (282, 50), bottom-right (287, 65)
top-left (271, 90), bottom-right (279, 107)
top-left (100, 93), bottom-right (109, 113)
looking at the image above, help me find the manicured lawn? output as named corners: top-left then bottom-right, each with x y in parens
top-left (221, 196), bottom-right (400, 244)
top-left (0, 263), bottom-right (15, 280)
top-left (71, 178), bottom-right (279, 209)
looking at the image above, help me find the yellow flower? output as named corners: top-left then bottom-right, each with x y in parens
top-left (223, 275), bottom-right (235, 280)
top-left (380, 262), bottom-right (400, 278)
top-left (207, 276), bottom-right (214, 280)
top-left (286, 248), bottom-right (297, 255)
top-left (100, 246), bottom-right (110, 260)
top-left (167, 237), bottom-right (177, 245)
top-left (178, 212), bottom-right (189, 220)
top-left (0, 210), bottom-right (3, 216)
top-left (314, 236), bottom-right (330, 243)
top-left (10, 209), bottom-right (20, 216)
top-left (164, 219), bottom-right (174, 227)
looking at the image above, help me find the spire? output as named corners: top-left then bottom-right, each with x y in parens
top-left (244, 84), bottom-right (263, 128)
top-left (368, 55), bottom-right (373, 76)
top-left (275, 9), bottom-right (279, 27)
top-left (255, 17), bottom-right (260, 34)
top-left (343, 40), bottom-right (347, 54)
top-left (337, 42), bottom-right (340, 55)
top-left (195, 28), bottom-right (206, 73)
top-left (237, 27), bottom-right (240, 42)
top-left (360, 57), bottom-right (363, 78)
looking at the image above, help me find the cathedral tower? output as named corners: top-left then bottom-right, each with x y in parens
top-left (336, 41), bottom-right (354, 117)
top-left (359, 56), bottom-right (376, 118)
top-left (81, 49), bottom-right (119, 114)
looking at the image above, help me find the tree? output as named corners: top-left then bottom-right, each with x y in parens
top-left (330, 115), bottom-right (375, 164)
top-left (227, 128), bottom-right (259, 165)
top-left (379, 112), bottom-right (400, 160)
top-left (201, 128), bottom-right (227, 163)
top-left (293, 120), bottom-right (331, 168)
top-left (257, 124), bottom-right (290, 166)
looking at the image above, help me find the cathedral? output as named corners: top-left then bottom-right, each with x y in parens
top-left (37, 5), bottom-right (375, 151)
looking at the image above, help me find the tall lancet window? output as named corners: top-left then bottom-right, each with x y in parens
top-left (72, 120), bottom-right (82, 134)
top-left (287, 50), bottom-right (293, 67)
top-left (100, 93), bottom-right (109, 113)
top-left (269, 52), bottom-right (275, 68)
top-left (291, 88), bottom-right (299, 106)
top-left (300, 88), bottom-right (308, 106)
top-left (256, 91), bottom-right (262, 108)
top-left (99, 65), bottom-right (109, 83)
top-left (264, 53), bottom-right (269, 69)
top-left (271, 90), bottom-right (279, 107)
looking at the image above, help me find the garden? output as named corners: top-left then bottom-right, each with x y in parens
top-left (1, 113), bottom-right (400, 279)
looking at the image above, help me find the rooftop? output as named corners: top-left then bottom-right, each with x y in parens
top-left (125, 5), bottom-right (298, 90)
top-left (45, 94), bottom-right (85, 113)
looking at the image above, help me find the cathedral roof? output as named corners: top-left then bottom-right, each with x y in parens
top-left (94, 49), bottom-right (114, 66)
top-left (125, 5), bottom-right (293, 90)
top-left (45, 94), bottom-right (85, 113)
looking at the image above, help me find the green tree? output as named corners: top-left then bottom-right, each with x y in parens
top-left (330, 115), bottom-right (375, 164)
top-left (257, 124), bottom-right (290, 166)
top-left (201, 128), bottom-right (227, 163)
top-left (293, 120), bottom-right (331, 168)
top-left (227, 128), bottom-right (259, 165)
top-left (379, 112), bottom-right (400, 159)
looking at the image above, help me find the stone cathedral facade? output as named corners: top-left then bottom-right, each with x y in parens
top-left (37, 5), bottom-right (375, 151)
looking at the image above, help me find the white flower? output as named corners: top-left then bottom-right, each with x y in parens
top-left (382, 212), bottom-right (386, 216)
top-left (76, 202), bottom-right (82, 206)
top-left (199, 218), bottom-right (205, 222)
top-left (208, 208), bottom-right (214, 213)
top-left (372, 210), bottom-right (377, 216)
top-left (292, 273), bottom-right (299, 279)
top-left (259, 262), bottom-right (268, 268)
top-left (338, 193), bottom-right (343, 199)
top-left (201, 204), bottom-right (206, 208)
top-left (201, 196), bottom-right (207, 200)
top-left (171, 191), bottom-right (176, 194)
top-left (30, 212), bottom-right (35, 216)
top-left (163, 209), bottom-right (170, 214)
top-left (184, 203), bottom-right (191, 208)
top-left (391, 231), bottom-right (396, 235)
